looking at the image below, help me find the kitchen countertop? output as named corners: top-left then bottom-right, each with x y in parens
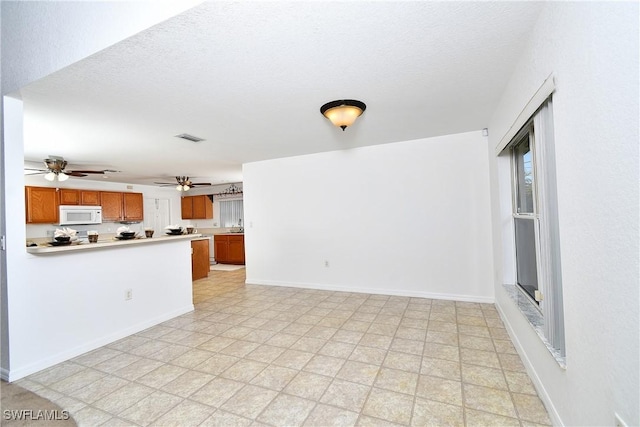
top-left (27, 234), bottom-right (206, 254)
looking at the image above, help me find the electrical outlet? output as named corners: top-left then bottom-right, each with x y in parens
top-left (125, 289), bottom-right (132, 300)
top-left (324, 260), bottom-right (329, 267)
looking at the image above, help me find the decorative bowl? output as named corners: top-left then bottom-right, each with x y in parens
top-left (54, 236), bottom-right (71, 242)
top-left (120, 231), bottom-right (136, 238)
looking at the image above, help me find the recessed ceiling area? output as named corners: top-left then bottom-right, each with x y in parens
top-left (19, 1), bottom-right (544, 186)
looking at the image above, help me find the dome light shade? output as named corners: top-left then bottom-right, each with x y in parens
top-left (44, 172), bottom-right (56, 181)
top-left (57, 172), bottom-right (69, 182)
top-left (320, 99), bottom-right (366, 131)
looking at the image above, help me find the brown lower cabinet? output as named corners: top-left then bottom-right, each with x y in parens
top-left (191, 239), bottom-right (210, 280)
top-left (214, 234), bottom-right (245, 265)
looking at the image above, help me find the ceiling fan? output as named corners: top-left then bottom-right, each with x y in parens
top-left (154, 176), bottom-right (212, 192)
top-left (24, 155), bottom-right (118, 182)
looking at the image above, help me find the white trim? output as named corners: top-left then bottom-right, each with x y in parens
top-left (495, 74), bottom-right (556, 155)
top-left (246, 279), bottom-right (495, 304)
top-left (5, 305), bottom-right (194, 382)
top-left (496, 299), bottom-right (564, 427)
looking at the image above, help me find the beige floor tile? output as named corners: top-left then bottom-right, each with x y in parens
top-left (107, 335), bottom-right (151, 352)
top-left (49, 369), bottom-right (106, 394)
top-left (367, 323), bottom-right (398, 337)
top-left (245, 344), bottom-right (286, 364)
top-left (456, 315), bottom-right (487, 327)
top-left (375, 367), bottom-right (419, 395)
top-left (220, 326), bottom-right (254, 339)
top-left (250, 365), bottom-right (298, 391)
top-left (356, 415), bottom-right (405, 426)
top-left (137, 364), bottom-right (188, 389)
top-left (416, 374), bottom-right (462, 406)
top-left (71, 406), bottom-right (113, 427)
top-left (395, 326), bottom-right (427, 341)
top-left (118, 390), bottom-right (183, 426)
top-left (349, 346), bottom-right (387, 365)
top-left (273, 349), bottom-right (315, 369)
top-left (460, 347), bottom-right (501, 369)
top-left (426, 330), bottom-right (458, 346)
top-left (458, 334), bottom-right (495, 352)
top-left (67, 375), bottom-right (129, 404)
top-left (220, 384), bottom-right (278, 419)
top-left (93, 382), bottom-right (155, 414)
top-left (400, 317), bottom-right (429, 329)
top-left (170, 348), bottom-right (215, 369)
top-left (383, 351), bottom-right (422, 373)
top-left (490, 327), bottom-right (511, 340)
top-left (257, 393), bottom-right (316, 426)
top-left (464, 408), bottom-right (520, 426)
top-left (336, 360), bottom-right (380, 386)
top-left (423, 343), bottom-right (460, 362)
top-left (342, 320), bottom-right (373, 332)
top-left (493, 339), bottom-right (518, 354)
top-left (150, 399), bottom-right (215, 426)
top-left (499, 353), bottom-right (527, 372)
top-left (93, 353), bottom-right (141, 373)
top-left (362, 387), bottom-right (414, 425)
top-left (242, 329), bottom-right (278, 344)
top-left (164, 370), bottom-right (215, 398)
top-left (512, 393), bottom-right (552, 424)
top-left (220, 359), bottom-right (268, 382)
top-left (457, 324), bottom-right (491, 338)
top-left (282, 322), bottom-right (314, 336)
top-left (200, 409), bottom-right (253, 426)
top-left (390, 338), bottom-right (424, 355)
top-left (291, 336), bottom-right (327, 353)
top-left (461, 363), bottom-right (508, 390)
top-left (306, 325), bottom-right (339, 340)
top-left (421, 357), bottom-right (461, 380)
top-left (304, 354), bottom-right (346, 377)
top-left (72, 348), bottom-right (122, 367)
top-left (429, 312), bottom-right (457, 323)
top-left (194, 354), bottom-right (240, 375)
top-left (28, 362), bottom-right (86, 386)
top-left (147, 344), bottom-right (192, 363)
top-left (284, 371), bottom-right (333, 400)
top-left (359, 333), bottom-right (393, 350)
top-left (504, 370), bottom-right (537, 394)
top-left (428, 321), bottom-right (458, 333)
top-left (219, 340), bottom-right (261, 357)
top-left (303, 403), bottom-right (359, 426)
top-left (332, 329), bottom-right (364, 344)
top-left (190, 377), bottom-right (244, 408)
top-left (265, 332), bottom-right (301, 348)
top-left (198, 336), bottom-right (237, 352)
top-left (320, 378), bottom-right (371, 411)
top-left (319, 341), bottom-right (356, 358)
top-left (463, 383), bottom-right (517, 418)
top-left (411, 397), bottom-right (464, 426)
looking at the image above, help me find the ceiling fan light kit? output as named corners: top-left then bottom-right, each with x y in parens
top-left (320, 99), bottom-right (366, 131)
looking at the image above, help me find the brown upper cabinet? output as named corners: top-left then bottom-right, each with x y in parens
top-left (80, 190), bottom-right (100, 206)
top-left (100, 191), bottom-right (144, 222)
top-left (58, 189), bottom-right (101, 206)
top-left (181, 195), bottom-right (213, 220)
top-left (59, 189), bottom-right (80, 205)
top-left (25, 186), bottom-right (59, 224)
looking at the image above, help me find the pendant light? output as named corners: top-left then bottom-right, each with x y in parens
top-left (320, 99), bottom-right (366, 131)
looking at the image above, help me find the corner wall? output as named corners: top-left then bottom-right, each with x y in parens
top-left (244, 131), bottom-right (494, 302)
top-left (487, 3), bottom-right (639, 425)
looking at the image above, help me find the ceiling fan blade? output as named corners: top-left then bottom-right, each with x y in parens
top-left (154, 182), bottom-right (177, 185)
top-left (68, 170), bottom-right (105, 174)
top-left (190, 183), bottom-right (212, 186)
top-left (24, 168), bottom-right (47, 172)
top-left (66, 172), bottom-right (89, 177)
top-left (24, 171), bottom-right (46, 175)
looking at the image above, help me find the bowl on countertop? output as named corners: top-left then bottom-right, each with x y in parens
top-left (166, 229), bottom-right (184, 235)
top-left (120, 231), bottom-right (136, 238)
top-left (54, 236), bottom-right (71, 242)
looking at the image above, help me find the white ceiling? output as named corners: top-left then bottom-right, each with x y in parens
top-left (20, 1), bottom-right (544, 187)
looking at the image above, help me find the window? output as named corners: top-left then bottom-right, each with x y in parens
top-left (504, 97), bottom-right (565, 359)
top-left (219, 199), bottom-right (244, 228)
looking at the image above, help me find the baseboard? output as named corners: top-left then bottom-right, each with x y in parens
top-left (495, 298), bottom-right (564, 427)
top-left (5, 304), bottom-right (194, 382)
top-left (245, 279), bottom-right (494, 304)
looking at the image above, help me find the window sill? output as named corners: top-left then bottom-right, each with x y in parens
top-left (502, 283), bottom-right (566, 369)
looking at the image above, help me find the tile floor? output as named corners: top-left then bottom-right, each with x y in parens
top-left (16, 269), bottom-right (552, 426)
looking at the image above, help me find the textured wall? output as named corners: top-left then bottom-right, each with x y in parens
top-left (244, 131), bottom-right (494, 302)
top-left (488, 2), bottom-right (639, 425)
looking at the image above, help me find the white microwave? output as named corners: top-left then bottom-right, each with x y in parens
top-left (59, 205), bottom-right (102, 225)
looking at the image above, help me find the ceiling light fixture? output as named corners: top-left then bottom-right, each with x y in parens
top-left (320, 99), bottom-right (366, 131)
top-left (176, 184), bottom-right (190, 192)
top-left (44, 171), bottom-right (69, 182)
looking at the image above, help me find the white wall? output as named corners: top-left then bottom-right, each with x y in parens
top-left (244, 131), bottom-right (494, 302)
top-left (487, 3), bottom-right (639, 426)
top-left (1, 2), bottom-right (202, 379)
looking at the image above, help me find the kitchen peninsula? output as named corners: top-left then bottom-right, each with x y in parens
top-left (15, 233), bottom-right (200, 380)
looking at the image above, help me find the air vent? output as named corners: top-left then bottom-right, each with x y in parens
top-left (175, 133), bottom-right (205, 143)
